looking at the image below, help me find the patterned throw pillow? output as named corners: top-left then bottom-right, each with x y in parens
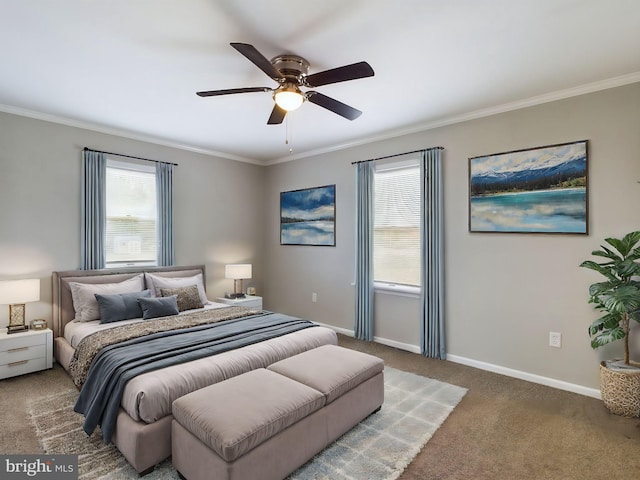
top-left (160, 285), bottom-right (204, 312)
top-left (144, 272), bottom-right (209, 304)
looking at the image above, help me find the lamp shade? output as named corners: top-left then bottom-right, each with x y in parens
top-left (0, 279), bottom-right (40, 304)
top-left (225, 264), bottom-right (252, 280)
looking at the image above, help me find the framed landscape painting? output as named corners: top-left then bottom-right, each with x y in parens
top-left (280, 185), bottom-right (336, 246)
top-left (469, 140), bottom-right (588, 234)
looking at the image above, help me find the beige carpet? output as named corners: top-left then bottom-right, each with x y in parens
top-left (338, 336), bottom-right (640, 480)
top-left (26, 367), bottom-right (466, 480)
top-left (3, 334), bottom-right (640, 479)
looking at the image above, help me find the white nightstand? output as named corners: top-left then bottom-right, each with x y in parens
top-left (215, 296), bottom-right (263, 310)
top-left (0, 328), bottom-right (53, 380)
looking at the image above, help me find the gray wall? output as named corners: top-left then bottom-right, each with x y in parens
top-left (1, 83), bottom-right (638, 392)
top-left (0, 112), bottom-right (265, 326)
top-left (264, 82), bottom-right (640, 390)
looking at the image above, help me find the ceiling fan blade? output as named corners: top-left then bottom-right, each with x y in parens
top-left (196, 87), bottom-right (271, 97)
top-left (267, 104), bottom-right (287, 125)
top-left (230, 43), bottom-right (284, 81)
top-left (306, 92), bottom-right (362, 120)
top-left (305, 61), bottom-right (374, 87)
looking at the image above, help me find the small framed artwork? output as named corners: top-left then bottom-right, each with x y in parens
top-left (280, 185), bottom-right (336, 246)
top-left (469, 140), bottom-right (588, 234)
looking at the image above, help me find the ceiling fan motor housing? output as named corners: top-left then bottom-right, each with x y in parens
top-left (270, 55), bottom-right (310, 83)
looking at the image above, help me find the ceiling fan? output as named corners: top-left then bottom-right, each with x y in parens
top-left (196, 43), bottom-right (374, 125)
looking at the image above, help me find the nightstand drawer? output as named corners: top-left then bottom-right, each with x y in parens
top-left (0, 356), bottom-right (48, 379)
top-left (0, 332), bottom-right (46, 353)
top-left (0, 329), bottom-right (53, 379)
top-left (237, 298), bottom-right (262, 309)
top-left (0, 344), bottom-right (44, 364)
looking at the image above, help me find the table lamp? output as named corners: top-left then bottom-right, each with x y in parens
top-left (225, 264), bottom-right (252, 299)
top-left (0, 279), bottom-right (40, 334)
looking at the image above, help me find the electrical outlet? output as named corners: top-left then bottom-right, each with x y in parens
top-left (312, 292), bottom-right (317, 303)
top-left (549, 332), bottom-right (562, 348)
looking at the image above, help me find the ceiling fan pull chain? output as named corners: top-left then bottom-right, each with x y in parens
top-left (286, 115), bottom-right (294, 154)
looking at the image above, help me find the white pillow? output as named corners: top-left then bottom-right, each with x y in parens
top-left (69, 274), bottom-right (144, 322)
top-left (144, 272), bottom-right (209, 305)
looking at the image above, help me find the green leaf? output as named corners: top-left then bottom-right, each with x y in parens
top-left (588, 281), bottom-right (618, 298)
top-left (580, 261), bottom-right (618, 282)
top-left (627, 246), bottom-right (640, 262)
top-left (589, 312), bottom-right (622, 333)
top-left (600, 285), bottom-right (640, 313)
top-left (592, 246), bottom-right (622, 261)
top-left (590, 326), bottom-right (626, 349)
top-left (604, 238), bottom-right (625, 256)
top-left (606, 232), bottom-right (640, 257)
top-left (589, 318), bottom-right (606, 336)
top-left (614, 259), bottom-right (640, 279)
top-left (622, 231), bottom-right (640, 249)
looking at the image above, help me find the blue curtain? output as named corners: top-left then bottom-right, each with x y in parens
top-left (419, 148), bottom-right (445, 358)
top-left (81, 150), bottom-right (106, 270)
top-left (156, 161), bottom-right (174, 266)
top-left (355, 162), bottom-right (374, 341)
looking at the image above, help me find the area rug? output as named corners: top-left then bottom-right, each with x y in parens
top-left (27, 367), bottom-right (467, 480)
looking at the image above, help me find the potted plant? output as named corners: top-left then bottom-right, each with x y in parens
top-left (580, 231), bottom-right (640, 417)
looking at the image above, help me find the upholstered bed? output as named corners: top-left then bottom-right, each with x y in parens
top-left (52, 265), bottom-right (338, 474)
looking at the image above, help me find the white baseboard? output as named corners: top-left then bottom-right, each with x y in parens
top-left (446, 354), bottom-right (601, 400)
top-left (315, 323), bottom-right (354, 338)
top-left (315, 322), bottom-right (601, 400)
top-left (373, 336), bottom-right (422, 354)
top-left (315, 322), bottom-right (421, 353)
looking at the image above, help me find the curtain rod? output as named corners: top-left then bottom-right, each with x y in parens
top-left (83, 147), bottom-right (178, 166)
top-left (351, 146), bottom-right (444, 165)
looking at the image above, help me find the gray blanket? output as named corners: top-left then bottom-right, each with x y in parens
top-left (74, 312), bottom-right (317, 443)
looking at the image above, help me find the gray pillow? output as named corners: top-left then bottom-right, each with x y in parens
top-left (160, 285), bottom-right (204, 312)
top-left (138, 295), bottom-right (179, 320)
top-left (95, 290), bottom-right (151, 324)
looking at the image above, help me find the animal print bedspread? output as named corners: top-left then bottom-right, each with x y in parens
top-left (68, 306), bottom-right (258, 388)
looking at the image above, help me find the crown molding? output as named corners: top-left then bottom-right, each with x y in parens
top-left (2, 71), bottom-right (639, 167)
top-left (266, 71), bottom-right (640, 165)
top-left (0, 103), bottom-right (260, 165)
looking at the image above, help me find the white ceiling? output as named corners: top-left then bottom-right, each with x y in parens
top-left (1, 0), bottom-right (639, 164)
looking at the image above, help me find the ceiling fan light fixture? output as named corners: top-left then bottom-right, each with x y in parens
top-left (274, 85), bottom-right (304, 111)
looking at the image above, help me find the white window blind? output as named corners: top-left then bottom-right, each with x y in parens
top-left (105, 160), bottom-right (157, 267)
top-left (373, 161), bottom-right (421, 286)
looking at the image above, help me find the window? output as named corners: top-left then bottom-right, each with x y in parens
top-left (105, 159), bottom-right (157, 267)
top-left (373, 160), bottom-right (421, 288)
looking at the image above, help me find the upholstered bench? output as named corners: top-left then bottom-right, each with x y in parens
top-left (171, 345), bottom-right (384, 480)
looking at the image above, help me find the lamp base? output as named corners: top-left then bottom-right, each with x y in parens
top-left (227, 293), bottom-right (246, 299)
top-left (7, 324), bottom-right (28, 334)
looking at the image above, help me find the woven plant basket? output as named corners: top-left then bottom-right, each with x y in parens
top-left (599, 361), bottom-right (640, 417)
